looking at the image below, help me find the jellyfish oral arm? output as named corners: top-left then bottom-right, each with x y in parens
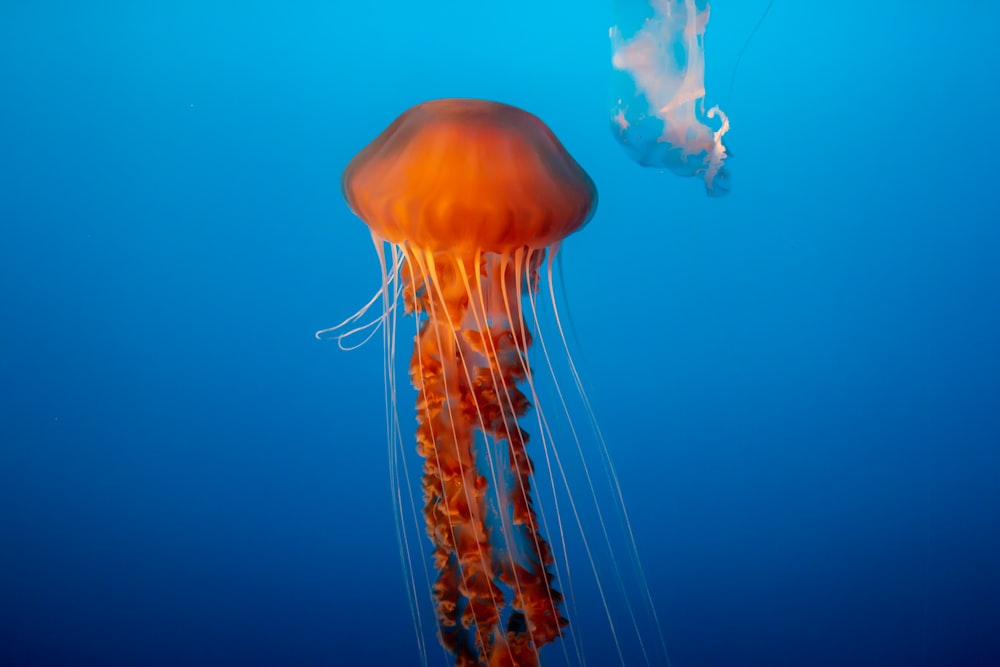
top-left (405, 246), bottom-right (565, 666)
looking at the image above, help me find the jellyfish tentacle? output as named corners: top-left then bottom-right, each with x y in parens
top-left (456, 254), bottom-right (544, 666)
top-left (315, 238), bottom-right (406, 348)
top-left (453, 250), bottom-right (562, 667)
top-left (410, 290), bottom-right (470, 660)
top-left (409, 248), bottom-right (510, 664)
top-left (476, 250), bottom-right (568, 658)
top-left (498, 248), bottom-right (586, 667)
top-left (425, 249), bottom-right (513, 662)
top-left (385, 240), bottom-right (433, 667)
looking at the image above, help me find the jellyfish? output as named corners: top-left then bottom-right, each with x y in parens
top-left (334, 99), bottom-right (594, 666)
top-left (610, 0), bottom-right (731, 196)
top-left (325, 98), bottom-right (672, 667)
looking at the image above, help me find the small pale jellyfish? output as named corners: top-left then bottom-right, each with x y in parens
top-left (611, 0), bottom-right (731, 196)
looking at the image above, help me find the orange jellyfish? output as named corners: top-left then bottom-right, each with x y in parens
top-left (336, 99), bottom-right (595, 666)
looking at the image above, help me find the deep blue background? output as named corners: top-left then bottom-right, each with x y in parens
top-left (2, 2), bottom-right (999, 665)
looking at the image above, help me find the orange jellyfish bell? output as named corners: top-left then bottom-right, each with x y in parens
top-left (342, 98), bottom-right (596, 255)
top-left (342, 99), bottom-right (596, 667)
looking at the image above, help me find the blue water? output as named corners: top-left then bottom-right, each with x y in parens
top-left (2, 2), bottom-right (999, 665)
